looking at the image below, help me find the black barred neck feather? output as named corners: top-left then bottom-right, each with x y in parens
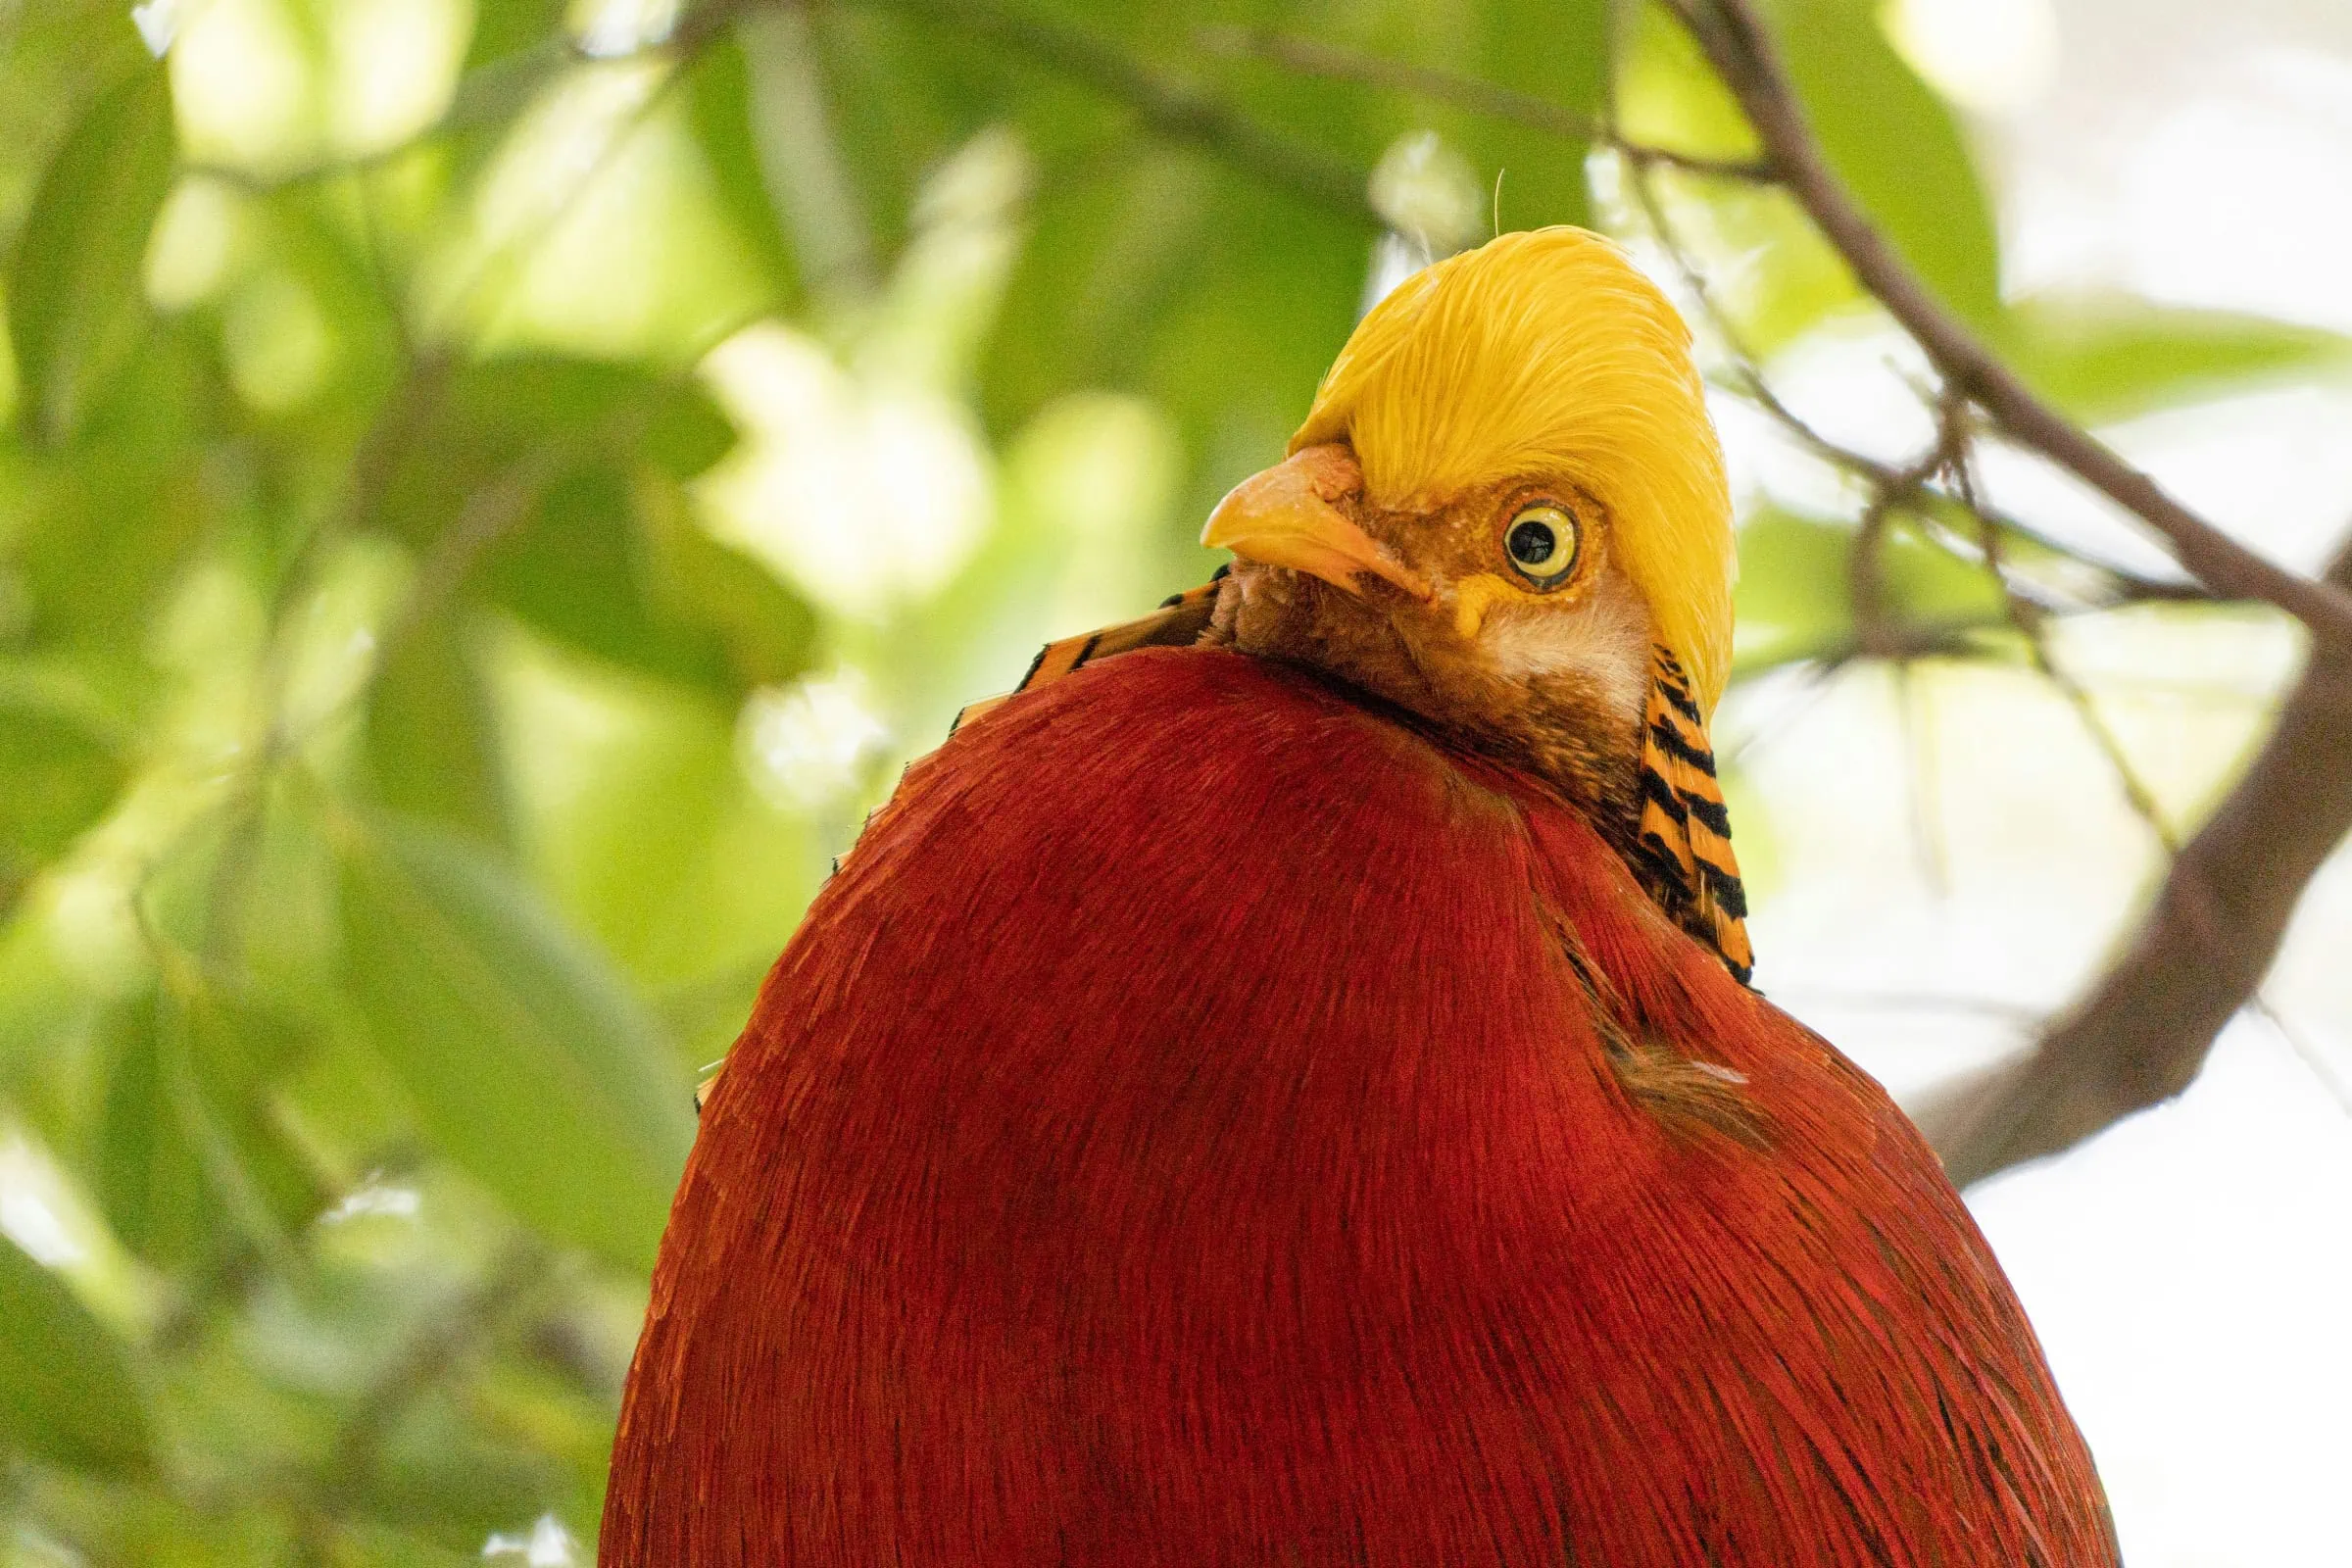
top-left (1629, 647), bottom-right (1753, 984)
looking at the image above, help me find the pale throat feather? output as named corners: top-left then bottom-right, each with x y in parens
top-left (1471, 566), bottom-right (1654, 733)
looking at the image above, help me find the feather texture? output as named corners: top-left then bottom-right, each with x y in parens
top-left (1633, 644), bottom-right (1755, 983)
top-left (1292, 228), bottom-right (1736, 710)
top-left (603, 648), bottom-right (2115, 1567)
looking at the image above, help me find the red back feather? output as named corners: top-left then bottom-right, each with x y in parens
top-left (603, 648), bottom-right (2116, 1566)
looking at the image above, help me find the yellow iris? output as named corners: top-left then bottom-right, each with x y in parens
top-left (1503, 504), bottom-right (1579, 586)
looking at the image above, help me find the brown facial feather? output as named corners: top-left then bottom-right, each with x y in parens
top-left (1206, 474), bottom-right (1655, 862)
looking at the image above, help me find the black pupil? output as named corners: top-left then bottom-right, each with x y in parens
top-left (1509, 518), bottom-right (1557, 567)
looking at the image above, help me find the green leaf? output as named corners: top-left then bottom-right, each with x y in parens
top-left (333, 1523), bottom-right (483, 1568)
top-left (797, 4), bottom-right (1009, 268)
top-left (178, 989), bottom-right (328, 1235)
top-left (501, 664), bottom-right (762, 987)
top-left (428, 23), bottom-right (578, 204)
top-left (0, 0), bottom-right (149, 166)
top-left (985, 145), bottom-right (1367, 524)
top-left (225, 182), bottom-right (412, 424)
top-left (93, 986), bottom-right (325, 1269)
top-left (1734, 506), bottom-right (1850, 670)
top-left (1614, 6), bottom-right (1861, 351)
top-left (654, 957), bottom-right (774, 1078)
top-left (5, 65), bottom-right (177, 443)
top-left (1619, 0), bottom-right (1757, 161)
top-left (7, 324), bottom-right (219, 655)
top-left (1994, 294), bottom-right (2352, 422)
top-left (481, 467), bottom-right (667, 672)
top-left (338, 816), bottom-right (693, 1270)
top-left (1623, 0), bottom-right (2002, 348)
top-left (640, 380), bottom-right (739, 481)
top-left (683, 34), bottom-right (803, 314)
top-left (1464, 0), bottom-right (1610, 229)
top-left (479, 465), bottom-right (813, 696)
top-left (92, 993), bottom-right (215, 1271)
top-left (0, 1232), bottom-right (153, 1476)
top-left (361, 1397), bottom-right (558, 1550)
top-left (377, 359), bottom-right (737, 552)
top-left (0, 908), bottom-right (110, 1101)
top-left (462, 0), bottom-right (569, 73)
top-left (0, 675), bottom-right (131, 888)
top-left (633, 466), bottom-right (818, 690)
top-left (1291, 0), bottom-right (1608, 232)
top-left (981, 147), bottom-right (1217, 434)
top-left (367, 612), bottom-right (514, 846)
top-left (1764, 0), bottom-right (2000, 330)
top-left (370, 357), bottom-right (804, 697)
top-left (809, 0), bottom-right (1378, 483)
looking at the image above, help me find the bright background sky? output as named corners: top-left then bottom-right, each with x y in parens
top-left (1748, 1), bottom-right (2352, 1561)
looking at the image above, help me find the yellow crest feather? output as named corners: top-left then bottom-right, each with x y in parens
top-left (1291, 227), bottom-right (1736, 712)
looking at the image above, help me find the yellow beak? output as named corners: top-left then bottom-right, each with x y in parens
top-left (1200, 444), bottom-right (1433, 602)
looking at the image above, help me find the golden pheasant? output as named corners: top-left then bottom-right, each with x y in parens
top-left (602, 226), bottom-right (2117, 1565)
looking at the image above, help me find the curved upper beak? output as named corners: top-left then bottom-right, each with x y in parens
top-left (1200, 444), bottom-right (1433, 602)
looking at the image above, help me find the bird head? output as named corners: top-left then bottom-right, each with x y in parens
top-left (1203, 225), bottom-right (1751, 978)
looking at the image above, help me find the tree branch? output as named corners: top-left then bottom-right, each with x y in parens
top-left (762, 0), bottom-right (2348, 1180)
top-left (1914, 540), bottom-right (2352, 1184)
top-left (1662, 0), bottom-right (2352, 646)
top-left (1614, 135), bottom-right (2220, 620)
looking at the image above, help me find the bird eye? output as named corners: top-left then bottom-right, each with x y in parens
top-left (1503, 504), bottom-right (1579, 587)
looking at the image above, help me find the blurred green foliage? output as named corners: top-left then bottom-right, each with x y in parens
top-left (0, 0), bottom-right (2343, 1561)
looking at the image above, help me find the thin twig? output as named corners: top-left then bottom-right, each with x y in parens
top-left (1852, 389), bottom-right (1974, 653)
top-left (1609, 69), bottom-right (2352, 1173)
top-left (1614, 138), bottom-right (1775, 184)
top-left (371, 458), bottom-right (562, 662)
top-left (1617, 147), bottom-right (2220, 617)
top-left (1916, 538), bottom-right (2352, 1182)
top-left (1200, 27), bottom-right (1772, 182)
top-left (317, 1241), bottom-right (551, 1509)
top-left (1963, 447), bottom-right (2184, 860)
top-left (2021, 612), bottom-right (2180, 854)
top-left (1660, 0), bottom-right (2352, 643)
top-left (194, 8), bottom-right (724, 960)
top-left (196, 359), bottom-right (453, 962)
top-left (2252, 1000), bottom-right (2352, 1120)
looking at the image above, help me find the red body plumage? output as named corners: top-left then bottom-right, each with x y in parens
top-left (602, 647), bottom-right (2116, 1565)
